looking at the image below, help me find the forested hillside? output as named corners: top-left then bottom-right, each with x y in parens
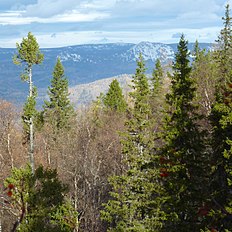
top-left (1, 4), bottom-right (232, 232)
top-left (0, 41), bottom-right (211, 107)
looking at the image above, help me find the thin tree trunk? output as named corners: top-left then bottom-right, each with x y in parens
top-left (74, 174), bottom-right (79, 232)
top-left (29, 68), bottom-right (35, 174)
top-left (7, 133), bottom-right (14, 168)
top-left (0, 209), bottom-right (2, 232)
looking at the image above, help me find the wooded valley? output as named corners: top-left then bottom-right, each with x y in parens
top-left (1, 4), bottom-right (232, 232)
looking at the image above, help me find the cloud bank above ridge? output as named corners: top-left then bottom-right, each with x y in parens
top-left (0, 0), bottom-right (229, 47)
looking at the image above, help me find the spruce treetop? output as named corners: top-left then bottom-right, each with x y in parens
top-left (215, 3), bottom-right (232, 83)
top-left (43, 57), bottom-right (75, 130)
top-left (103, 79), bottom-right (127, 113)
top-left (167, 34), bottom-right (195, 112)
top-left (130, 53), bottom-right (151, 120)
top-left (47, 57), bottom-right (69, 108)
top-left (152, 59), bottom-right (163, 83)
top-left (152, 58), bottom-right (163, 97)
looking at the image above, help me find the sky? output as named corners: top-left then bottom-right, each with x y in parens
top-left (0, 0), bottom-right (230, 48)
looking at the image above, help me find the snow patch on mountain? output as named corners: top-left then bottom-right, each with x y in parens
top-left (121, 41), bottom-right (175, 62)
top-left (59, 52), bottom-right (81, 62)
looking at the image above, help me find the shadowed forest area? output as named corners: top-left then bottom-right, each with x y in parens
top-left (1, 4), bottom-right (232, 232)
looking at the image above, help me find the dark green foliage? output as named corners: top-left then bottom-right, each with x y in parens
top-left (152, 59), bottom-right (163, 96)
top-left (22, 87), bottom-right (37, 137)
top-left (208, 4), bottom-right (232, 231)
top-left (215, 4), bottom-right (232, 81)
top-left (101, 54), bottom-right (166, 231)
top-left (209, 75), bottom-right (232, 232)
top-left (43, 58), bottom-right (75, 130)
top-left (13, 32), bottom-right (44, 69)
top-left (193, 40), bottom-right (200, 58)
top-left (150, 58), bottom-right (165, 128)
top-left (160, 35), bottom-right (208, 231)
top-left (103, 79), bottom-right (127, 112)
top-left (4, 165), bottom-right (78, 231)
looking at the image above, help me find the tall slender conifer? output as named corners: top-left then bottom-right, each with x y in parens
top-left (13, 32), bottom-right (44, 173)
top-left (102, 54), bottom-right (165, 231)
top-left (160, 35), bottom-right (208, 231)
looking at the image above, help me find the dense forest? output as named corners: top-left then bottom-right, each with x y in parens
top-left (1, 4), bottom-right (232, 232)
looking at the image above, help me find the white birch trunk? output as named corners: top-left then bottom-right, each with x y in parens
top-left (0, 210), bottom-right (2, 232)
top-left (74, 174), bottom-right (79, 232)
top-left (29, 67), bottom-right (35, 174)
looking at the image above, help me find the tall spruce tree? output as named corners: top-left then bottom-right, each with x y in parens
top-left (150, 59), bottom-right (165, 123)
top-left (13, 32), bottom-right (44, 174)
top-left (43, 58), bottom-right (75, 131)
top-left (215, 3), bottom-right (232, 81)
top-left (160, 35), bottom-right (208, 231)
top-left (152, 59), bottom-right (163, 96)
top-left (101, 54), bottom-right (165, 231)
top-left (103, 79), bottom-right (127, 113)
top-left (208, 4), bottom-right (232, 231)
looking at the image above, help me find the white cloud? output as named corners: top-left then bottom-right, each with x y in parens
top-left (0, 0), bottom-right (228, 47)
top-left (1, 26), bottom-right (218, 48)
top-left (23, 0), bottom-right (82, 17)
top-left (0, 10), bottom-right (109, 25)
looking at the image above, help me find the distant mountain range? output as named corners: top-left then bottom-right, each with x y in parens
top-left (0, 41), bottom-right (213, 107)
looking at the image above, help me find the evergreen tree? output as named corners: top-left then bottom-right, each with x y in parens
top-left (150, 59), bottom-right (165, 122)
top-left (4, 165), bottom-right (78, 231)
top-left (13, 32), bottom-right (44, 173)
top-left (215, 3), bottom-right (232, 80)
top-left (160, 35), bottom-right (208, 231)
top-left (208, 4), bottom-right (232, 230)
top-left (193, 40), bottom-right (201, 61)
top-left (152, 59), bottom-right (163, 96)
top-left (103, 79), bottom-right (127, 113)
top-left (101, 54), bottom-right (165, 231)
top-left (43, 58), bottom-right (75, 131)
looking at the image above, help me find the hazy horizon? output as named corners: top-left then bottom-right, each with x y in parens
top-left (0, 0), bottom-right (229, 48)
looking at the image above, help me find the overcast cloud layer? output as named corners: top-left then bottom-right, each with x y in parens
top-left (0, 0), bottom-right (230, 47)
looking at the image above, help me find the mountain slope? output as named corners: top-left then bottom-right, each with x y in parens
top-left (69, 74), bottom-right (132, 107)
top-left (0, 41), bottom-right (212, 106)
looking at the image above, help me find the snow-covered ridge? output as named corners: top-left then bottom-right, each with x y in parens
top-left (121, 41), bottom-right (175, 62)
top-left (56, 42), bottom-right (177, 63)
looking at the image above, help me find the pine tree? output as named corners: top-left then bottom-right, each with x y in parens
top-left (4, 165), bottom-right (78, 231)
top-left (208, 4), bottom-right (232, 230)
top-left (13, 32), bottom-right (44, 174)
top-left (101, 54), bottom-right (165, 231)
top-left (160, 35), bottom-right (208, 231)
top-left (103, 79), bottom-right (127, 113)
top-left (43, 58), bottom-right (75, 131)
